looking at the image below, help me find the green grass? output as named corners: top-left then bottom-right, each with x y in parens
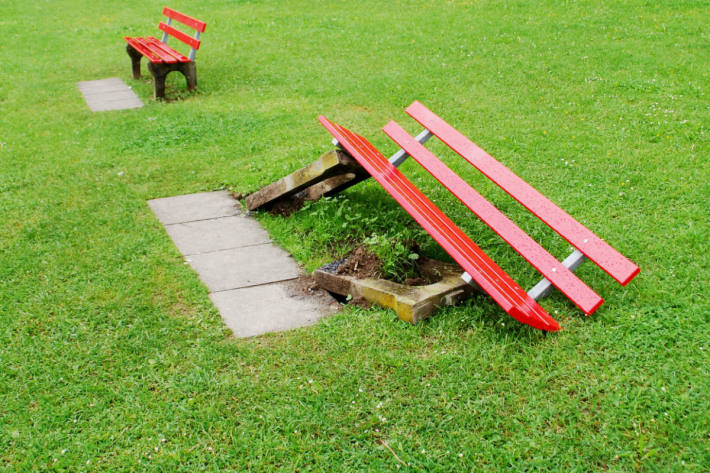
top-left (1, 0), bottom-right (708, 471)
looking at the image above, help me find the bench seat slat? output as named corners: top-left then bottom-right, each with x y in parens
top-left (384, 121), bottom-right (604, 315)
top-left (319, 116), bottom-right (560, 332)
top-left (163, 7), bottom-right (207, 32)
top-left (143, 36), bottom-right (190, 63)
top-left (124, 37), bottom-right (163, 63)
top-left (406, 101), bottom-right (640, 286)
top-left (124, 36), bottom-right (190, 64)
top-left (158, 22), bottom-right (201, 50)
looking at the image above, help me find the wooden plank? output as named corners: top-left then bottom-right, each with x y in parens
top-left (406, 101), bottom-right (641, 286)
top-left (163, 7), bottom-right (207, 32)
top-left (383, 121), bottom-right (604, 315)
top-left (133, 37), bottom-right (177, 63)
top-left (158, 22), bottom-right (201, 50)
top-left (144, 36), bottom-right (189, 63)
top-left (319, 116), bottom-right (560, 332)
top-left (124, 37), bottom-right (163, 63)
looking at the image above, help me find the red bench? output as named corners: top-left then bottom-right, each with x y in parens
top-left (319, 116), bottom-right (561, 332)
top-left (318, 103), bottom-right (640, 331)
top-left (124, 7), bottom-right (207, 99)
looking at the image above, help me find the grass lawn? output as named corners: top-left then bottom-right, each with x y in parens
top-left (1, 0), bottom-right (708, 470)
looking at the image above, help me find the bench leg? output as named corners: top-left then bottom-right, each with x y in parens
top-left (126, 44), bottom-right (143, 79)
top-left (147, 62), bottom-right (169, 100)
top-left (180, 62), bottom-right (197, 91)
top-left (145, 61), bottom-right (197, 100)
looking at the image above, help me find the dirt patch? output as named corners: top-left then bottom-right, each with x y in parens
top-left (283, 275), bottom-right (342, 310)
top-left (329, 245), bottom-right (444, 286)
top-left (290, 274), bottom-right (322, 295)
top-left (336, 246), bottom-right (383, 279)
top-left (268, 195), bottom-right (305, 217)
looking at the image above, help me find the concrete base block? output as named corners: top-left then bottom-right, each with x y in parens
top-left (314, 258), bottom-right (478, 324)
top-left (245, 149), bottom-right (369, 211)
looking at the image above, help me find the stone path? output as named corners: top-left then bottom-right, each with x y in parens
top-left (148, 191), bottom-right (339, 338)
top-left (77, 78), bottom-right (143, 112)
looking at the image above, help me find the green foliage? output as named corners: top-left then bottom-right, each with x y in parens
top-left (0, 0), bottom-right (708, 471)
top-left (363, 233), bottom-right (420, 283)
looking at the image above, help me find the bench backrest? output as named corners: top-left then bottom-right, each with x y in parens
top-left (159, 7), bottom-right (207, 61)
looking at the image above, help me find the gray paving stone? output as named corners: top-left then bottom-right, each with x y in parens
top-left (149, 191), bottom-right (339, 338)
top-left (210, 280), bottom-right (339, 338)
top-left (77, 78), bottom-right (143, 112)
top-left (186, 244), bottom-right (301, 292)
top-left (148, 191), bottom-right (240, 225)
top-left (77, 77), bottom-right (126, 90)
top-left (164, 216), bottom-right (271, 255)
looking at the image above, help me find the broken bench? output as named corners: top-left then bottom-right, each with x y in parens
top-left (248, 102), bottom-right (640, 331)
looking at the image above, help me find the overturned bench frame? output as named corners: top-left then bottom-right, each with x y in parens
top-left (247, 102), bottom-right (640, 331)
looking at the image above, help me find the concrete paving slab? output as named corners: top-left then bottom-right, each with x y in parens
top-left (77, 77), bottom-right (126, 90)
top-left (77, 78), bottom-right (143, 112)
top-left (148, 191), bottom-right (240, 225)
top-left (187, 244), bottom-right (302, 292)
top-left (164, 216), bottom-right (271, 256)
top-left (210, 280), bottom-right (339, 338)
top-left (149, 191), bottom-right (339, 338)
top-left (88, 98), bottom-right (144, 112)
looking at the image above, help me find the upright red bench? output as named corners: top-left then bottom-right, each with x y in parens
top-left (124, 7), bottom-right (207, 99)
top-left (318, 102), bottom-right (640, 331)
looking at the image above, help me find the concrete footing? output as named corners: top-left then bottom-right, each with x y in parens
top-left (314, 258), bottom-right (477, 324)
top-left (245, 149), bottom-right (369, 211)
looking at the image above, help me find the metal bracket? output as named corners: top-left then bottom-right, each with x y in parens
top-left (461, 249), bottom-right (588, 300)
top-left (188, 30), bottom-right (200, 61)
top-left (527, 249), bottom-right (587, 299)
top-left (161, 17), bottom-right (172, 43)
top-left (389, 129), bottom-right (433, 167)
top-left (333, 129), bottom-right (433, 168)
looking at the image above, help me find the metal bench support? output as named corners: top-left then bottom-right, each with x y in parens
top-left (333, 128), bottom-right (433, 168)
top-left (527, 249), bottom-right (587, 300)
top-left (461, 249), bottom-right (587, 301)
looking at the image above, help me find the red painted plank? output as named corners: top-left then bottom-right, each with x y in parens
top-left (406, 101), bottom-right (641, 286)
top-left (158, 22), bottom-right (201, 50)
top-left (134, 37), bottom-right (177, 63)
top-left (319, 116), bottom-right (560, 332)
top-left (383, 121), bottom-right (604, 315)
top-left (124, 37), bottom-right (163, 63)
top-left (144, 36), bottom-right (190, 63)
top-left (163, 7), bottom-right (207, 33)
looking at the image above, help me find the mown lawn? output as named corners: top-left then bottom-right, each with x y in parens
top-left (1, 0), bottom-right (708, 471)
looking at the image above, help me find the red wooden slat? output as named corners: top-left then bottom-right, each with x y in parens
top-left (135, 37), bottom-right (176, 63)
top-left (384, 121), bottom-right (604, 315)
top-left (319, 116), bottom-right (560, 332)
top-left (145, 36), bottom-right (190, 63)
top-left (163, 7), bottom-right (207, 32)
top-left (406, 101), bottom-right (641, 286)
top-left (158, 22), bottom-right (201, 50)
top-left (136, 37), bottom-right (179, 63)
top-left (124, 37), bottom-right (163, 63)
